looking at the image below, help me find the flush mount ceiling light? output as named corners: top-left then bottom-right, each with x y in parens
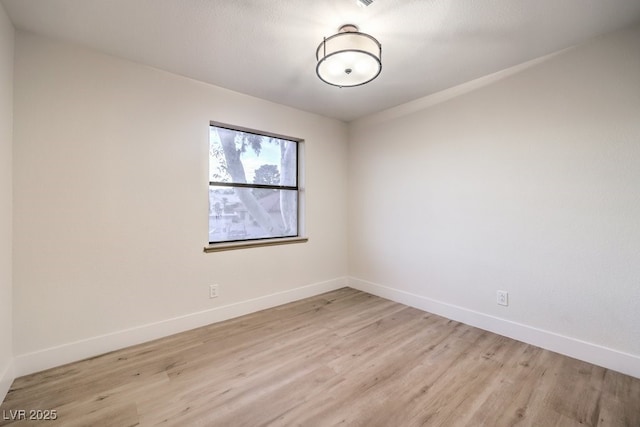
top-left (316, 24), bottom-right (382, 88)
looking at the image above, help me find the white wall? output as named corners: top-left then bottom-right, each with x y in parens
top-left (12, 32), bottom-right (348, 374)
top-left (349, 24), bottom-right (640, 377)
top-left (0, 2), bottom-right (14, 401)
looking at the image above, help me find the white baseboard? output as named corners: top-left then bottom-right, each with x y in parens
top-left (14, 277), bottom-right (347, 377)
top-left (349, 277), bottom-right (640, 379)
top-left (0, 360), bottom-right (15, 404)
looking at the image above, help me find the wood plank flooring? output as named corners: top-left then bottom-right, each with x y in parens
top-left (1, 288), bottom-right (639, 426)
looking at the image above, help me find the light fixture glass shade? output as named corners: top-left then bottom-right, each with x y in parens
top-left (316, 27), bottom-right (382, 88)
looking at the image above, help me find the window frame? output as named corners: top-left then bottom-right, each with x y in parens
top-left (204, 121), bottom-right (307, 252)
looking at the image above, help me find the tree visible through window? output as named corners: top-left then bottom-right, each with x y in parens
top-left (209, 123), bottom-right (300, 244)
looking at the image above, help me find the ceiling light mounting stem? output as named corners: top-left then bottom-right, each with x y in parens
top-left (339, 24), bottom-right (359, 33)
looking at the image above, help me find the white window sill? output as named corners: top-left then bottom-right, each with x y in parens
top-left (203, 236), bottom-right (308, 253)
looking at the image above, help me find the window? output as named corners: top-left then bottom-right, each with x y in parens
top-left (207, 122), bottom-right (304, 249)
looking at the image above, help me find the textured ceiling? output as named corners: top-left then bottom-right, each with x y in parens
top-left (3, 0), bottom-right (640, 122)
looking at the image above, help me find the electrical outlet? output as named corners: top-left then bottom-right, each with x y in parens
top-left (497, 290), bottom-right (508, 306)
top-left (209, 284), bottom-right (219, 299)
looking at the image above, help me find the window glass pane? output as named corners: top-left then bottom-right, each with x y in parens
top-left (209, 186), bottom-right (298, 243)
top-left (209, 126), bottom-right (296, 186)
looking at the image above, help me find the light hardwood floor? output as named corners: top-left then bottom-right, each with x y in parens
top-left (1, 288), bottom-right (639, 426)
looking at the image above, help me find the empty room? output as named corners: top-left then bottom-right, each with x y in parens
top-left (1, 0), bottom-right (639, 425)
